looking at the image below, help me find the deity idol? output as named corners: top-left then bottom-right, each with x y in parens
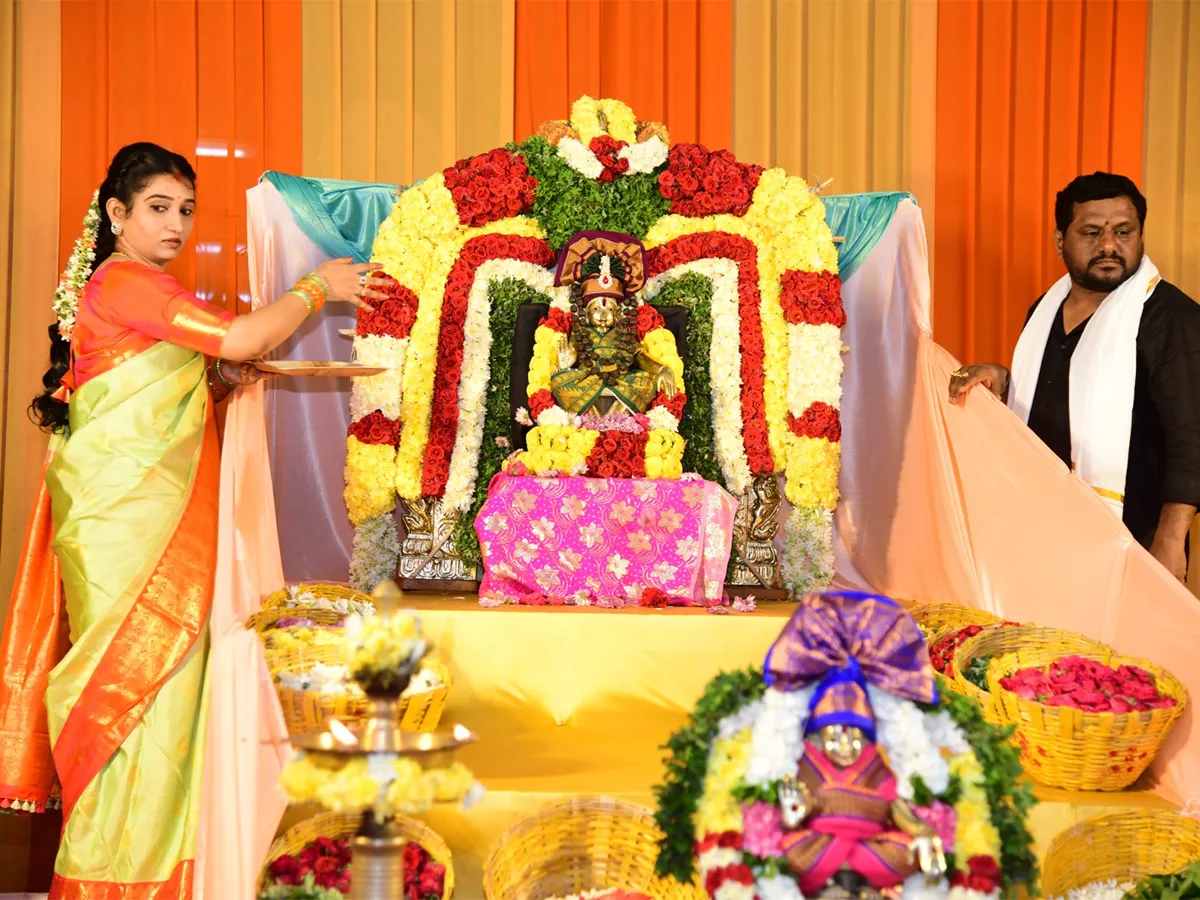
top-left (765, 596), bottom-right (946, 899)
top-left (550, 231), bottom-right (678, 415)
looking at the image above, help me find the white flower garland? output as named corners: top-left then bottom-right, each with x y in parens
top-left (556, 136), bottom-right (605, 180)
top-left (284, 584), bottom-right (376, 618)
top-left (867, 685), bottom-right (949, 800)
top-left (744, 686), bottom-right (814, 786)
top-left (781, 506), bottom-right (834, 596)
top-left (786, 323), bottom-right (843, 415)
top-left (349, 513), bottom-right (401, 594)
top-left (617, 135), bottom-right (669, 174)
top-left (642, 259), bottom-right (752, 493)
top-left (758, 875), bottom-right (806, 900)
top-left (646, 406), bottom-right (681, 434)
top-left (1047, 881), bottom-right (1133, 900)
top-left (442, 260), bottom-right (562, 512)
top-left (54, 190), bottom-right (101, 340)
top-left (716, 699), bottom-right (765, 741)
top-left (349, 335), bottom-right (408, 422)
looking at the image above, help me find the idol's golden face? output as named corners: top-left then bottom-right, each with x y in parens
top-left (817, 724), bottom-right (866, 768)
top-left (585, 296), bottom-right (620, 332)
top-left (109, 173), bottom-right (196, 266)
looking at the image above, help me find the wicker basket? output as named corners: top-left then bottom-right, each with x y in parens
top-left (483, 796), bottom-right (705, 900)
top-left (262, 582), bottom-right (375, 613)
top-left (1040, 810), bottom-right (1200, 897)
top-left (247, 605), bottom-right (346, 634)
top-left (274, 657), bottom-right (453, 736)
top-left (257, 810), bottom-right (455, 899)
top-left (952, 625), bottom-right (1187, 790)
top-left (909, 602), bottom-right (1002, 644)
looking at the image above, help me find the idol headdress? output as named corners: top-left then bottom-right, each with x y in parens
top-left (763, 591), bottom-right (937, 741)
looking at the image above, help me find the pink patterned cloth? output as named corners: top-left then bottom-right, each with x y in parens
top-left (476, 473), bottom-right (738, 607)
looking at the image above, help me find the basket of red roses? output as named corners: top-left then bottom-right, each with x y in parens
top-left (909, 602), bottom-right (1001, 645)
top-left (952, 625), bottom-right (1187, 790)
top-left (257, 811), bottom-right (453, 899)
top-left (1041, 810), bottom-right (1200, 898)
top-left (927, 620), bottom-right (1021, 682)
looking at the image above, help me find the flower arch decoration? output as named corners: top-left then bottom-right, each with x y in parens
top-left (345, 96), bottom-right (845, 594)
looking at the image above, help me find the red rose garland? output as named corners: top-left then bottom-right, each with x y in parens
top-left (648, 233), bottom-right (773, 475)
top-left (539, 307), bottom-right (573, 334)
top-left (780, 269), bottom-right (845, 327)
top-left (421, 234), bottom-right (554, 497)
top-left (357, 273), bottom-right (419, 338)
top-left (589, 136), bottom-right (630, 183)
top-left (650, 390), bottom-right (687, 420)
top-left (788, 401), bottom-right (841, 443)
top-left (704, 863), bottom-right (756, 898)
top-left (658, 144), bottom-right (763, 218)
top-left (349, 410), bottom-right (402, 447)
top-left (584, 430), bottom-right (648, 479)
top-left (528, 389), bottom-right (556, 419)
top-left (443, 148), bottom-right (538, 229)
top-left (635, 304), bottom-right (666, 341)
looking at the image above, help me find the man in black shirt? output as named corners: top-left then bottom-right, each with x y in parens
top-left (948, 172), bottom-right (1200, 583)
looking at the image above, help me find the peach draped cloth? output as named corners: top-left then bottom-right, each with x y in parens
top-left (831, 199), bottom-right (1200, 806)
top-left (191, 188), bottom-right (291, 898)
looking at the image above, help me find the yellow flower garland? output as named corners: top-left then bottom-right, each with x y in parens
top-left (694, 729), bottom-right (753, 837)
top-left (527, 324), bottom-right (560, 397)
top-left (345, 437), bottom-right (400, 524)
top-left (597, 98), bottom-right (637, 145)
top-left (640, 327), bottom-right (685, 391)
top-left (949, 752), bottom-right (1002, 860)
top-left (281, 753), bottom-right (477, 820)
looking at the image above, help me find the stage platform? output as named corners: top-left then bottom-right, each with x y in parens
top-left (280, 595), bottom-right (1176, 899)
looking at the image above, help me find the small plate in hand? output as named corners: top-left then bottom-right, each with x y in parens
top-left (252, 360), bottom-right (389, 377)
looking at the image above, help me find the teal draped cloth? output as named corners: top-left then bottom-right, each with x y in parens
top-left (260, 172), bottom-right (911, 279)
top-left (260, 172), bottom-right (404, 262)
top-left (822, 191), bottom-right (915, 283)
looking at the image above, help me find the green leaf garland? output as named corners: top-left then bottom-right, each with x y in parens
top-left (450, 277), bottom-right (552, 567)
top-left (654, 668), bottom-right (766, 883)
top-left (515, 137), bottom-right (670, 250)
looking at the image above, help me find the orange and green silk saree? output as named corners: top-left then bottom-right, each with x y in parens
top-left (0, 261), bottom-right (234, 898)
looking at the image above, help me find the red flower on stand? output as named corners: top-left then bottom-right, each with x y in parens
top-left (444, 148), bottom-right (538, 228)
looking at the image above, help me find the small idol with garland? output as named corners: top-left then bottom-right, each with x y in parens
top-left (655, 592), bottom-right (1038, 900)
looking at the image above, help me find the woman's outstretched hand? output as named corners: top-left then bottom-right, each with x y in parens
top-left (315, 258), bottom-right (389, 310)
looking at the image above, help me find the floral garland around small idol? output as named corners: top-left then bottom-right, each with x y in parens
top-left (54, 190), bottom-right (102, 341)
top-left (654, 595), bottom-right (1038, 900)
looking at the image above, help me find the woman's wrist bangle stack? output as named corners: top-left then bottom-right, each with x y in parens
top-left (212, 359), bottom-right (235, 392)
top-left (288, 272), bottom-right (330, 316)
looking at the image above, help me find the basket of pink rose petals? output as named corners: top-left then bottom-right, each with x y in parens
top-left (953, 624), bottom-right (1187, 791)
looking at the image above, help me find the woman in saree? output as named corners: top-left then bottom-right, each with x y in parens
top-left (0, 142), bottom-right (385, 898)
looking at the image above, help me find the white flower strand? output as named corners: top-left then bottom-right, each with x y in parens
top-left (758, 875), bottom-right (806, 900)
top-left (617, 135), bottom-right (669, 174)
top-left (715, 698), bottom-right (764, 741)
top-left (787, 323), bottom-right (843, 415)
top-left (642, 259), bottom-right (752, 492)
top-left (54, 191), bottom-right (101, 340)
top-left (868, 686), bottom-right (949, 799)
top-left (744, 686), bottom-right (813, 786)
top-left (781, 506), bottom-right (834, 595)
top-left (1048, 881), bottom-right (1134, 900)
top-left (349, 335), bottom-right (408, 422)
top-left (442, 260), bottom-right (563, 512)
top-left (349, 513), bottom-right (401, 594)
top-left (555, 137), bottom-right (605, 180)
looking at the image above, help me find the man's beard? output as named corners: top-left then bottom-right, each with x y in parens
top-left (1066, 249), bottom-right (1142, 293)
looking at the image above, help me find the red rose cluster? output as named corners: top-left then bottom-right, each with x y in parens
top-left (639, 587), bottom-right (671, 608)
top-left (649, 233), bottom-right (771, 474)
top-left (928, 623), bottom-right (1018, 677)
top-left (443, 148), bottom-right (538, 228)
top-left (780, 270), bottom-right (845, 327)
top-left (528, 389), bottom-right (556, 420)
top-left (999, 656), bottom-right (1178, 712)
top-left (657, 143), bottom-right (763, 218)
top-left (267, 836), bottom-right (351, 893)
top-left (635, 304), bottom-right (666, 341)
top-left (584, 430), bottom-right (648, 478)
top-left (651, 390), bottom-right (687, 420)
top-left (539, 307), bottom-right (573, 334)
top-left (589, 136), bottom-right (630, 183)
top-left (950, 855), bottom-right (1001, 894)
top-left (704, 862), bottom-right (755, 898)
top-left (422, 234), bottom-right (554, 496)
top-left (357, 273), bottom-right (419, 338)
top-left (788, 402), bottom-right (841, 443)
top-left (349, 409), bottom-right (402, 447)
top-left (403, 841), bottom-right (446, 900)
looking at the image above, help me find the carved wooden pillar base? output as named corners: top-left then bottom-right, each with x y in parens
top-left (727, 474), bottom-right (786, 597)
top-left (396, 497), bottom-right (479, 592)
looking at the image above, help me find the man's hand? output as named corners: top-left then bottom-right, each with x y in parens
top-left (948, 364), bottom-right (1010, 406)
top-left (1151, 503), bottom-right (1196, 583)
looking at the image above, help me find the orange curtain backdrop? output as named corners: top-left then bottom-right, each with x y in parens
top-left (58, 0), bottom-right (302, 316)
top-left (513, 0), bottom-right (733, 148)
top-left (932, 0), bottom-right (1149, 365)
